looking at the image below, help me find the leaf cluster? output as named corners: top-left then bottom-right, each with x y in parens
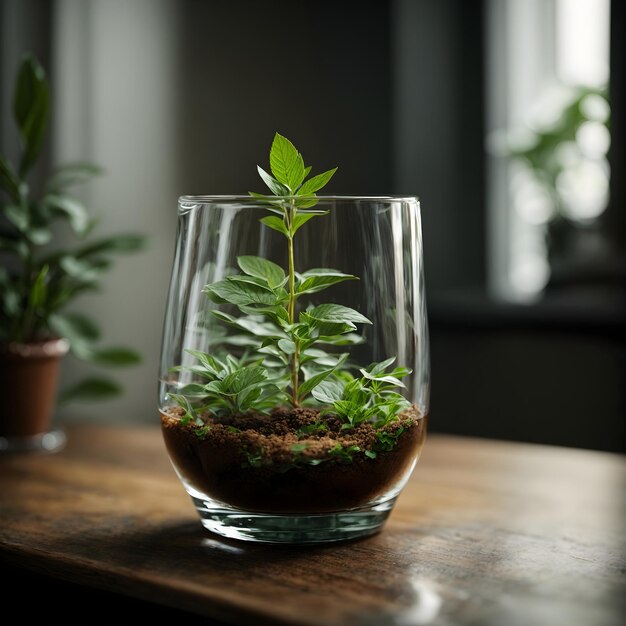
top-left (171, 133), bottom-right (411, 437)
top-left (0, 55), bottom-right (145, 403)
top-left (172, 350), bottom-right (286, 418)
top-left (312, 357), bottom-right (412, 428)
top-left (203, 254), bottom-right (366, 407)
top-left (250, 132), bottom-right (338, 214)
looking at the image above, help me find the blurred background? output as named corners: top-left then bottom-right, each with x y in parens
top-left (1, 0), bottom-right (624, 451)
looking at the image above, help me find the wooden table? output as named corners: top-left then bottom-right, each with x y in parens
top-left (0, 425), bottom-right (624, 625)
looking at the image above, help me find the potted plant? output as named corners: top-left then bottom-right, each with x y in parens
top-left (0, 55), bottom-right (145, 452)
top-left (159, 133), bottom-right (429, 543)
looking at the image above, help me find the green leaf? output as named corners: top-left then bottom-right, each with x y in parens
top-left (390, 367), bottom-right (411, 378)
top-left (237, 255), bottom-right (285, 289)
top-left (45, 282), bottom-right (98, 313)
top-left (302, 351), bottom-right (347, 368)
top-left (292, 154), bottom-right (306, 190)
top-left (48, 312), bottom-right (96, 344)
top-left (85, 347), bottom-right (141, 367)
top-left (28, 265), bottom-right (48, 311)
top-left (239, 303), bottom-right (289, 325)
top-left (13, 55), bottom-right (50, 177)
top-left (368, 357), bottom-right (396, 375)
top-left (204, 277), bottom-right (278, 307)
top-left (5, 293), bottom-right (21, 318)
top-left (213, 311), bottom-right (285, 339)
top-left (179, 383), bottom-right (209, 396)
top-left (297, 269), bottom-right (357, 295)
top-left (359, 369), bottom-right (406, 387)
top-left (51, 312), bottom-right (100, 341)
top-left (185, 349), bottom-right (225, 375)
top-left (45, 162), bottom-right (103, 192)
top-left (298, 354), bottom-right (348, 398)
top-left (297, 168), bottom-right (337, 195)
top-left (295, 209), bottom-right (329, 215)
top-left (59, 377), bottom-right (121, 404)
top-left (321, 334), bottom-right (363, 346)
top-left (59, 256), bottom-right (109, 281)
top-left (300, 313), bottom-right (355, 337)
top-left (4, 205), bottom-right (29, 231)
top-left (45, 194), bottom-right (90, 235)
top-left (257, 166), bottom-right (289, 196)
top-left (0, 234), bottom-right (28, 257)
top-left (294, 196), bottom-right (320, 209)
top-left (260, 215), bottom-right (289, 236)
top-left (310, 378), bottom-right (345, 404)
top-left (75, 235), bottom-right (146, 257)
top-left (247, 192), bottom-right (287, 214)
top-left (26, 226), bottom-right (52, 245)
top-left (306, 303), bottom-right (372, 327)
top-left (238, 317), bottom-right (286, 338)
top-left (0, 156), bottom-right (22, 201)
top-left (220, 366), bottom-right (268, 394)
top-left (227, 274), bottom-right (276, 292)
top-left (167, 393), bottom-right (198, 424)
top-left (290, 212), bottom-right (319, 235)
top-left (303, 165), bottom-right (312, 178)
top-left (269, 132), bottom-right (305, 190)
top-left (277, 338), bottom-right (296, 354)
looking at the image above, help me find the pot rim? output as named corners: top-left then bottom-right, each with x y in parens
top-left (0, 338), bottom-right (70, 359)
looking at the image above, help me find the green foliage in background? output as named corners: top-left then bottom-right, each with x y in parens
top-left (0, 55), bottom-right (146, 403)
top-left (508, 86), bottom-right (610, 220)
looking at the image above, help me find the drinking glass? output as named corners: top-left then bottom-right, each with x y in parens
top-left (159, 196), bottom-right (429, 543)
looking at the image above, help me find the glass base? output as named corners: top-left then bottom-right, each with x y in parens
top-left (0, 429), bottom-right (66, 454)
top-left (191, 495), bottom-right (397, 544)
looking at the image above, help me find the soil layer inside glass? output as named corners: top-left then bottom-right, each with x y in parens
top-left (161, 406), bottom-right (426, 513)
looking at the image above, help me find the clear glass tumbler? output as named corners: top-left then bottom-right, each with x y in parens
top-left (159, 196), bottom-right (429, 543)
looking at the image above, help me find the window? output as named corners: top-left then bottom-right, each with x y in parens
top-left (486, 0), bottom-right (611, 301)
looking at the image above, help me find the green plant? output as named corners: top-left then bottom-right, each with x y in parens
top-left (173, 133), bottom-right (412, 431)
top-left (315, 358), bottom-right (411, 429)
top-left (170, 351), bottom-right (284, 420)
top-left (507, 86), bottom-right (610, 220)
top-left (0, 54), bottom-right (145, 402)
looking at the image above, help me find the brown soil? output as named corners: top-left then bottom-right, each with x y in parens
top-left (160, 406), bottom-right (427, 513)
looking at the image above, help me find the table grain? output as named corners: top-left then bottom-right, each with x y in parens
top-left (0, 425), bottom-right (624, 625)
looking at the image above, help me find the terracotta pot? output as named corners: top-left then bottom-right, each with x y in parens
top-left (0, 339), bottom-right (69, 438)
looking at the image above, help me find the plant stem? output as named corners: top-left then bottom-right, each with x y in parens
top-left (13, 191), bottom-right (35, 342)
top-left (287, 216), bottom-right (296, 324)
top-left (20, 241), bottom-right (36, 341)
top-left (287, 203), bottom-right (300, 407)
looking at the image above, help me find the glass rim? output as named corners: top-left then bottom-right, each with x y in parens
top-left (179, 194), bottom-right (419, 204)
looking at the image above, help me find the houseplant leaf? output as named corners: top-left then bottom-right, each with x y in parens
top-left (0, 155), bottom-right (23, 202)
top-left (237, 256), bottom-right (286, 289)
top-left (45, 194), bottom-right (91, 236)
top-left (45, 162), bottom-right (103, 192)
top-left (59, 377), bottom-right (122, 404)
top-left (13, 55), bottom-right (50, 177)
top-left (269, 132), bottom-right (305, 190)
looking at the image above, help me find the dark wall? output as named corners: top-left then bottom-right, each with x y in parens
top-left (430, 320), bottom-right (625, 452)
top-left (175, 0), bottom-right (392, 196)
top-left (392, 0), bottom-right (486, 292)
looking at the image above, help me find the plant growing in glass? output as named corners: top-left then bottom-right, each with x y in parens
top-left (159, 134), bottom-right (429, 543)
